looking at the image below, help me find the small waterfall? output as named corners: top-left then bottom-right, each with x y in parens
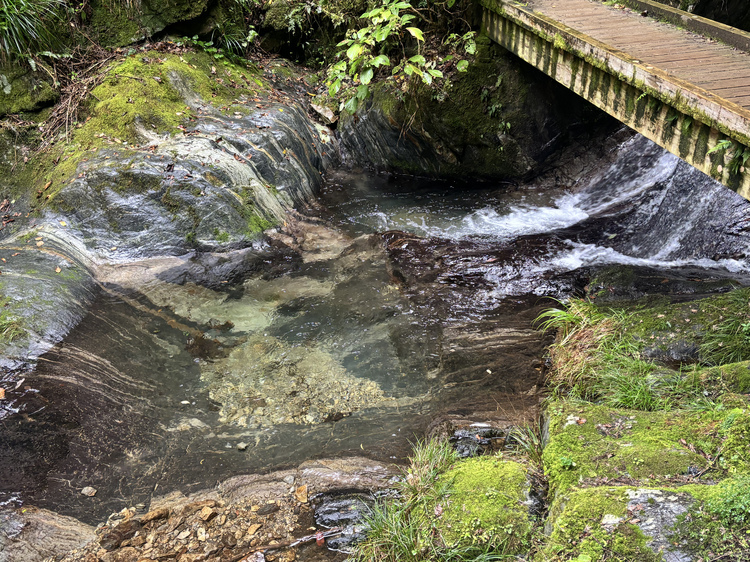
top-left (415, 135), bottom-right (750, 276)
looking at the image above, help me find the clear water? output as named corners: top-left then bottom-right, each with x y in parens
top-left (3, 135), bottom-right (750, 524)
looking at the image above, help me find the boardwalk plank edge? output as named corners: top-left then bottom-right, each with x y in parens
top-left (481, 0), bottom-right (750, 196)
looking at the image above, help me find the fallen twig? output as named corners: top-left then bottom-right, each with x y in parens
top-left (116, 73), bottom-right (146, 83)
top-left (228, 527), bottom-right (343, 562)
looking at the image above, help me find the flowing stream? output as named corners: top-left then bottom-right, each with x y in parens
top-left (3, 134), bottom-right (750, 524)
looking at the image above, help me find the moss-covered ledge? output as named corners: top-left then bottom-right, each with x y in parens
top-left (537, 287), bottom-right (750, 560)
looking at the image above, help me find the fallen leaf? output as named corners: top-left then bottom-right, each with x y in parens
top-left (36, 241), bottom-right (44, 246)
top-left (59, 221), bottom-right (67, 226)
top-left (55, 266), bottom-right (61, 273)
top-left (295, 485), bottom-right (308, 503)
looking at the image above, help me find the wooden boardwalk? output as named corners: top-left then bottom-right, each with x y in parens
top-left (530, 0), bottom-right (750, 110)
top-left (481, 0), bottom-right (750, 197)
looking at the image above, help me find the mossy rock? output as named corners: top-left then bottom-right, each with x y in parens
top-left (19, 50), bottom-right (266, 201)
top-left (0, 65), bottom-right (59, 117)
top-left (620, 287), bottom-right (750, 365)
top-left (339, 34), bottom-right (602, 181)
top-left (543, 401), bottom-right (750, 498)
top-left (685, 360), bottom-right (750, 396)
top-left (435, 457), bottom-right (533, 555)
top-left (264, 0), bottom-right (367, 30)
top-left (87, 0), bottom-right (211, 47)
top-left (543, 486), bottom-right (686, 561)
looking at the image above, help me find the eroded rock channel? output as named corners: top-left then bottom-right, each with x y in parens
top-left (2, 50), bottom-right (750, 562)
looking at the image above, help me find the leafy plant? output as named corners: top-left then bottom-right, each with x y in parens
top-left (326, 0), bottom-right (475, 112)
top-left (0, 0), bottom-right (66, 62)
top-left (559, 455), bottom-right (576, 470)
top-left (708, 138), bottom-right (733, 155)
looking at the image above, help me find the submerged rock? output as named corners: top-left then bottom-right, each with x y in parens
top-left (202, 333), bottom-right (388, 427)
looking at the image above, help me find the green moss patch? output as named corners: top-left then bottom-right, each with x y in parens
top-left (355, 441), bottom-right (535, 561)
top-left (436, 457), bottom-right (533, 554)
top-left (544, 487), bottom-right (661, 561)
top-left (0, 296), bottom-right (24, 344)
top-left (0, 65), bottom-right (59, 117)
top-left (619, 288), bottom-right (750, 363)
top-left (542, 401), bottom-right (750, 498)
top-left (19, 50), bottom-right (267, 205)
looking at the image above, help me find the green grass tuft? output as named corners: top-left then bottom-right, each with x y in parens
top-left (0, 297), bottom-right (23, 343)
top-left (354, 439), bottom-right (532, 561)
top-left (0, 0), bottom-right (66, 62)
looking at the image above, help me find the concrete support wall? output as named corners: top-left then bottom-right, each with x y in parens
top-left (482, 1), bottom-right (750, 198)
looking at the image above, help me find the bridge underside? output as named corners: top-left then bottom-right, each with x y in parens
top-left (482, 2), bottom-right (750, 198)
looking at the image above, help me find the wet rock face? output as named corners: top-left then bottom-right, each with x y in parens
top-left (0, 242), bottom-right (97, 372)
top-left (48, 89), bottom-right (337, 261)
top-left (0, 506), bottom-right (95, 562)
top-left (584, 265), bottom-right (743, 304)
top-left (337, 40), bottom-right (609, 181)
top-left (625, 489), bottom-right (695, 562)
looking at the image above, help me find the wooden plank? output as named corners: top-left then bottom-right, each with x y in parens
top-left (711, 78), bottom-right (750, 89)
top-left (681, 65), bottom-right (750, 78)
top-left (642, 53), bottom-right (727, 64)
